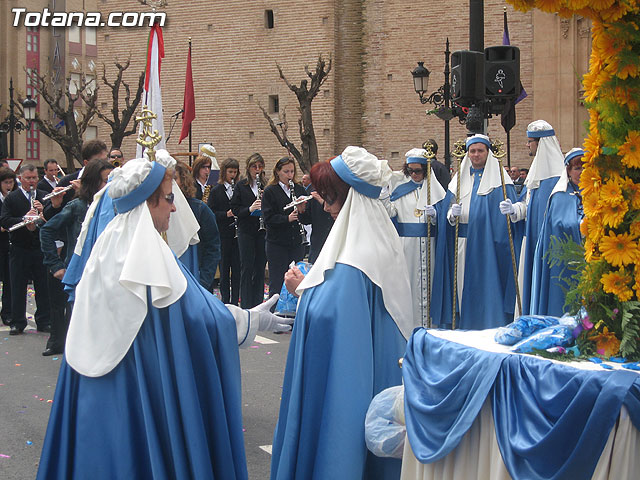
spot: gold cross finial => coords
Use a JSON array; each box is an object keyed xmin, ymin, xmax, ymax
[
  {"xmin": 135, "ymin": 105, "xmax": 162, "ymax": 162},
  {"xmin": 492, "ymin": 139, "xmax": 507, "ymax": 159},
  {"xmin": 422, "ymin": 141, "xmax": 436, "ymax": 160},
  {"xmin": 452, "ymin": 139, "xmax": 466, "ymax": 159}
]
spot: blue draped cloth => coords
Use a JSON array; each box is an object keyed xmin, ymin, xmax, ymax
[
  {"xmin": 530, "ymin": 185, "xmax": 583, "ymax": 316},
  {"xmin": 62, "ymin": 186, "xmax": 200, "ymax": 300},
  {"xmin": 430, "ymin": 183, "xmax": 523, "ymax": 329},
  {"xmin": 520, "ymin": 176, "xmax": 560, "ymax": 315},
  {"xmin": 270, "ymin": 263, "xmax": 406, "ymax": 480},
  {"xmin": 403, "ymin": 330, "xmax": 640, "ymax": 480},
  {"xmin": 389, "ymin": 180, "xmax": 421, "ymax": 201},
  {"xmin": 37, "ymin": 262, "xmax": 248, "ymax": 480}
]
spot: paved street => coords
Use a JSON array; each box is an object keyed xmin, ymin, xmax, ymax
[{"xmin": 0, "ymin": 290, "xmax": 291, "ymax": 480}]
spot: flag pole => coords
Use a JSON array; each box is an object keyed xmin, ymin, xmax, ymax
[{"xmin": 188, "ymin": 38, "xmax": 193, "ymax": 164}]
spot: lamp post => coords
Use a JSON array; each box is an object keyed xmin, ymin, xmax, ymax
[
  {"xmin": 411, "ymin": 39, "xmax": 465, "ymax": 170},
  {"xmin": 0, "ymin": 78, "xmax": 37, "ymax": 159}
]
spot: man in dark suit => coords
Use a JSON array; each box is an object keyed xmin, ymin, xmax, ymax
[
  {"xmin": 37, "ymin": 159, "xmax": 60, "ymax": 194},
  {"xmin": 0, "ymin": 164, "xmax": 53, "ymax": 335},
  {"xmin": 57, "ymin": 139, "xmax": 108, "ymax": 206}
]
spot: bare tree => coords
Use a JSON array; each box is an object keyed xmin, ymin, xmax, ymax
[
  {"xmin": 94, "ymin": 58, "xmax": 145, "ymax": 149},
  {"xmin": 258, "ymin": 55, "xmax": 332, "ymax": 174},
  {"xmin": 22, "ymin": 69, "xmax": 98, "ymax": 170}
]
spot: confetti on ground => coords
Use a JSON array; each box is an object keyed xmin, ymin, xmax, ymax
[
  {"xmin": 39, "ymin": 398, "xmax": 44, "ymax": 401},
  {"xmin": 26, "ymin": 441, "xmax": 33, "ymax": 445},
  {"xmin": 266, "ymin": 352, "xmax": 272, "ymax": 355},
  {"xmin": 250, "ymin": 346, "xmax": 259, "ymax": 349},
  {"xmin": 15, "ymin": 364, "xmax": 21, "ymax": 366},
  {"xmin": 0, "ymin": 454, "xmax": 11, "ymax": 458},
  {"xmin": 52, "ymin": 357, "xmax": 59, "ymax": 361},
  {"xmin": 47, "ymin": 400, "xmax": 53, "ymax": 403}
]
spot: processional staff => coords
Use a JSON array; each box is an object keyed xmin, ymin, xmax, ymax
[
  {"xmin": 135, "ymin": 105, "xmax": 162, "ymax": 162},
  {"xmin": 450, "ymin": 140, "xmax": 467, "ymax": 330},
  {"xmin": 422, "ymin": 140, "xmax": 436, "ymax": 329},
  {"xmin": 493, "ymin": 139, "xmax": 522, "ymax": 316}
]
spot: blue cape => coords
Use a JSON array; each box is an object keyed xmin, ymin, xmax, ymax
[
  {"xmin": 431, "ymin": 184, "xmax": 523, "ymax": 329},
  {"xmin": 520, "ymin": 176, "xmax": 560, "ymax": 315},
  {"xmin": 38, "ymin": 261, "xmax": 248, "ymax": 479},
  {"xmin": 270, "ymin": 263, "xmax": 406, "ymax": 480},
  {"xmin": 403, "ymin": 329, "xmax": 640, "ymax": 480},
  {"xmin": 530, "ymin": 187, "xmax": 582, "ymax": 316}
]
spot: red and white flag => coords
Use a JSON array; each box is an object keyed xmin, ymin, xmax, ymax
[
  {"xmin": 136, "ymin": 22, "xmax": 166, "ymax": 158},
  {"xmin": 178, "ymin": 43, "xmax": 195, "ymax": 144}
]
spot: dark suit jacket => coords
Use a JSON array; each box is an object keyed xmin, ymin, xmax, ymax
[
  {"xmin": 37, "ymin": 178, "xmax": 56, "ymax": 194},
  {"xmin": 431, "ymin": 159, "xmax": 451, "ymax": 190},
  {"xmin": 208, "ymin": 184, "xmax": 236, "ymax": 240},
  {"xmin": 306, "ymin": 186, "xmax": 334, "ymax": 264},
  {"xmin": 230, "ymin": 179, "xmax": 262, "ymax": 236},
  {"xmin": 0, "ymin": 188, "xmax": 50, "ymax": 249},
  {"xmin": 262, "ymin": 183, "xmax": 311, "ymax": 247}
]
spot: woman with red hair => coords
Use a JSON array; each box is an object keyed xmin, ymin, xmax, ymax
[{"xmin": 271, "ymin": 147, "xmax": 413, "ymax": 480}]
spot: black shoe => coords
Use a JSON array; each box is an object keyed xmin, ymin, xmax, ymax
[
  {"xmin": 42, "ymin": 348, "xmax": 63, "ymax": 357},
  {"xmin": 37, "ymin": 325, "xmax": 51, "ymax": 333},
  {"xmin": 9, "ymin": 325, "xmax": 25, "ymax": 335}
]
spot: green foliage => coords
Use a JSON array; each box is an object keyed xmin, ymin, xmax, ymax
[
  {"xmin": 619, "ymin": 301, "xmax": 640, "ymax": 359},
  {"xmin": 545, "ymin": 234, "xmax": 586, "ymax": 314}
]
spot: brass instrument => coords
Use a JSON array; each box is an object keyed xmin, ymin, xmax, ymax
[
  {"xmin": 231, "ymin": 179, "xmax": 238, "ymax": 238},
  {"xmin": 256, "ymin": 173, "xmax": 266, "ymax": 232},
  {"xmin": 202, "ymin": 184, "xmax": 212, "ymax": 204},
  {"xmin": 493, "ymin": 139, "xmax": 522, "ymax": 317},
  {"xmin": 43, "ymin": 184, "xmax": 74, "ymax": 201},
  {"xmin": 289, "ymin": 180, "xmax": 309, "ymax": 246}
]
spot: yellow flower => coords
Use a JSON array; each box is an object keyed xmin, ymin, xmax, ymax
[
  {"xmin": 621, "ymin": 177, "xmax": 640, "ymax": 209},
  {"xmin": 580, "ymin": 165, "xmax": 601, "ymax": 196},
  {"xmin": 585, "ymin": 238, "xmax": 596, "ymax": 262},
  {"xmin": 601, "ymin": 269, "xmax": 634, "ymax": 301},
  {"xmin": 583, "ymin": 191, "xmax": 602, "ymax": 216},
  {"xmin": 535, "ymin": 0, "xmax": 563, "ymax": 13},
  {"xmin": 601, "ymin": 4, "xmax": 632, "ymax": 22},
  {"xmin": 618, "ymin": 62, "xmax": 639, "ymax": 80},
  {"xmin": 589, "ymin": 327, "xmax": 621, "ymax": 357},
  {"xmin": 582, "ymin": 216, "xmax": 605, "ymax": 243},
  {"xmin": 599, "ymin": 180, "xmax": 625, "ymax": 206},
  {"xmin": 587, "ymin": 0, "xmax": 615, "ymax": 10},
  {"xmin": 614, "ymin": 86, "xmax": 639, "ymax": 114},
  {"xmin": 619, "ymin": 131, "xmax": 640, "ymax": 169},
  {"xmin": 599, "ymin": 231, "xmax": 638, "ymax": 267},
  {"xmin": 630, "ymin": 221, "xmax": 640, "ymax": 239},
  {"xmin": 634, "ymin": 274, "xmax": 640, "ymax": 297},
  {"xmin": 584, "ymin": 131, "xmax": 602, "ymax": 160},
  {"xmin": 600, "ymin": 201, "xmax": 629, "ymax": 228}
]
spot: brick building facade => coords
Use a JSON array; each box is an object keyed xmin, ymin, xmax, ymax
[{"xmin": 1, "ymin": 1, "xmax": 591, "ymax": 174}]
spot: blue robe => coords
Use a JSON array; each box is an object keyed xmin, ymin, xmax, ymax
[
  {"xmin": 63, "ymin": 187, "xmax": 200, "ymax": 300},
  {"xmin": 37, "ymin": 261, "xmax": 248, "ymax": 480},
  {"xmin": 520, "ymin": 176, "xmax": 560, "ymax": 315},
  {"xmin": 530, "ymin": 184, "xmax": 582, "ymax": 316},
  {"xmin": 431, "ymin": 182, "xmax": 523, "ymax": 329},
  {"xmin": 270, "ymin": 263, "xmax": 406, "ymax": 480}
]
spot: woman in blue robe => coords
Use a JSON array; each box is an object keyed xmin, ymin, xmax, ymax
[
  {"xmin": 270, "ymin": 147, "xmax": 414, "ymax": 480},
  {"xmin": 530, "ymin": 148, "xmax": 584, "ymax": 317},
  {"xmin": 37, "ymin": 156, "xmax": 248, "ymax": 480}
]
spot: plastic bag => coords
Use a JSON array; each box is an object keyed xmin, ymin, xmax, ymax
[
  {"xmin": 511, "ymin": 324, "xmax": 575, "ymax": 353},
  {"xmin": 275, "ymin": 261, "xmax": 312, "ymax": 315},
  {"xmin": 495, "ymin": 315, "xmax": 561, "ymax": 345},
  {"xmin": 365, "ymin": 385, "xmax": 406, "ymax": 459}
]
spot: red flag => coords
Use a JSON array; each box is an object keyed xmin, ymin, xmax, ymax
[{"xmin": 178, "ymin": 43, "xmax": 195, "ymax": 144}]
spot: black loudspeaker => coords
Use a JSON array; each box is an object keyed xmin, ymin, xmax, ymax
[
  {"xmin": 451, "ymin": 50, "xmax": 484, "ymax": 107},
  {"xmin": 484, "ymin": 46, "xmax": 520, "ymax": 98}
]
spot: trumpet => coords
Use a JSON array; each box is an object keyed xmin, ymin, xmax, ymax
[
  {"xmin": 42, "ymin": 184, "xmax": 74, "ymax": 201},
  {"xmin": 289, "ymin": 180, "xmax": 309, "ymax": 246},
  {"xmin": 256, "ymin": 173, "xmax": 266, "ymax": 232},
  {"xmin": 284, "ymin": 195, "xmax": 312, "ymax": 211}
]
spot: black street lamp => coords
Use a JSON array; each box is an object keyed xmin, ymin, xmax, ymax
[
  {"xmin": 0, "ymin": 77, "xmax": 37, "ymax": 159},
  {"xmin": 411, "ymin": 39, "xmax": 466, "ymax": 170}
]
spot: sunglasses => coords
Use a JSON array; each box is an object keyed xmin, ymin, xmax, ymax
[
  {"xmin": 407, "ymin": 168, "xmax": 424, "ymax": 175},
  {"xmin": 110, "ymin": 154, "xmax": 123, "ymax": 159},
  {"xmin": 164, "ymin": 193, "xmax": 175, "ymax": 204}
]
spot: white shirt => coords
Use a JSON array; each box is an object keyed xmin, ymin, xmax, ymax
[
  {"xmin": 20, "ymin": 186, "xmax": 34, "ymax": 202},
  {"xmin": 279, "ymin": 181, "xmax": 291, "ymax": 198},
  {"xmin": 224, "ymin": 181, "xmax": 233, "ymax": 200},
  {"xmin": 250, "ymin": 181, "xmax": 258, "ymax": 198},
  {"xmin": 45, "ymin": 176, "xmax": 58, "ymax": 189}
]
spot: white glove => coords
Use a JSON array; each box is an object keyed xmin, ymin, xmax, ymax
[
  {"xmin": 450, "ymin": 203, "xmax": 462, "ymax": 217},
  {"xmin": 499, "ymin": 199, "xmax": 515, "ymax": 215},
  {"xmin": 251, "ymin": 294, "xmax": 294, "ymax": 333},
  {"xmin": 424, "ymin": 205, "xmax": 436, "ymax": 218}
]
